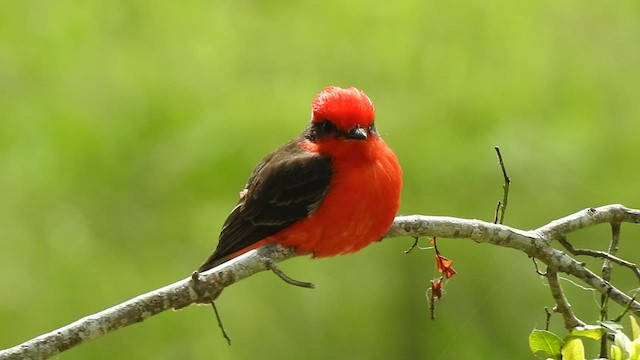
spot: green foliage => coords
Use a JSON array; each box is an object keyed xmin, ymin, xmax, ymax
[
  {"xmin": 609, "ymin": 317, "xmax": 640, "ymax": 360},
  {"xmin": 562, "ymin": 337, "xmax": 586, "ymax": 360},
  {"xmin": 530, "ymin": 317, "xmax": 640, "ymax": 360},
  {"xmin": 530, "ymin": 330, "xmax": 564, "ymax": 359},
  {"xmin": 571, "ymin": 325, "xmax": 608, "ymax": 341},
  {"xmin": 1, "ymin": 0, "xmax": 640, "ymax": 359}
]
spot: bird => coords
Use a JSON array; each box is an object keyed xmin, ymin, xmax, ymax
[{"xmin": 198, "ymin": 86, "xmax": 402, "ymax": 273}]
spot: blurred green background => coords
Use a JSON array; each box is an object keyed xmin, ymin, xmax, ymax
[{"xmin": 1, "ymin": 1, "xmax": 639, "ymax": 359}]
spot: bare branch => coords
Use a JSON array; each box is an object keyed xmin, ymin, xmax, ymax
[
  {"xmin": 603, "ymin": 223, "xmax": 622, "ymax": 282},
  {"xmin": 546, "ymin": 268, "xmax": 585, "ymax": 329},
  {"xmin": 0, "ymin": 244, "xmax": 297, "ymax": 360},
  {"xmin": 1, "ymin": 204, "xmax": 639, "ymax": 360},
  {"xmin": 556, "ymin": 233, "xmax": 640, "ymax": 281},
  {"xmin": 599, "ymin": 222, "xmax": 621, "ymax": 357},
  {"xmin": 534, "ymin": 205, "xmax": 640, "ymax": 239}
]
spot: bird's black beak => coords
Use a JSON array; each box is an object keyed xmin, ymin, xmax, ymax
[{"xmin": 345, "ymin": 126, "xmax": 368, "ymax": 140}]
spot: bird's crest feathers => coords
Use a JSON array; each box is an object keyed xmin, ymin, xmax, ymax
[{"xmin": 311, "ymin": 86, "xmax": 376, "ymax": 131}]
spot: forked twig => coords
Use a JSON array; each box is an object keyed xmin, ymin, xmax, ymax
[{"xmin": 556, "ymin": 235, "xmax": 640, "ymax": 281}]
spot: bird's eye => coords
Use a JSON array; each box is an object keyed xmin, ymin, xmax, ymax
[{"xmin": 320, "ymin": 120, "xmax": 338, "ymax": 134}]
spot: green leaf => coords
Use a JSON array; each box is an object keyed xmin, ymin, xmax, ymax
[
  {"xmin": 601, "ymin": 321, "xmax": 625, "ymax": 332},
  {"xmin": 613, "ymin": 331, "xmax": 633, "ymax": 359},
  {"xmin": 570, "ymin": 324, "xmax": 606, "ymax": 340},
  {"xmin": 561, "ymin": 337, "xmax": 585, "ymax": 360},
  {"xmin": 630, "ymin": 338, "xmax": 640, "ymax": 360},
  {"xmin": 529, "ymin": 329, "xmax": 563, "ymax": 359},
  {"xmin": 631, "ymin": 316, "xmax": 640, "ymax": 341},
  {"xmin": 611, "ymin": 344, "xmax": 623, "ymax": 360}
]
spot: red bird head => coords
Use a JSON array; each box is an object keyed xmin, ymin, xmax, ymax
[{"xmin": 311, "ymin": 86, "xmax": 376, "ymax": 133}]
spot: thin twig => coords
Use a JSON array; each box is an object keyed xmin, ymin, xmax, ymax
[
  {"xmin": 544, "ymin": 307, "xmax": 552, "ymax": 331},
  {"xmin": 266, "ymin": 261, "xmax": 316, "ymax": 289},
  {"xmin": 494, "ymin": 146, "xmax": 511, "ymax": 224},
  {"xmin": 598, "ymin": 289, "xmax": 610, "ymax": 360},
  {"xmin": 612, "ymin": 292, "xmax": 639, "ymax": 322},
  {"xmin": 405, "ymin": 237, "xmax": 419, "ymax": 254},
  {"xmin": 556, "ymin": 235, "xmax": 640, "ymax": 281},
  {"xmin": 428, "ymin": 277, "xmax": 443, "ymax": 320},
  {"xmin": 531, "ymin": 257, "xmax": 547, "ymax": 276},
  {"xmin": 211, "ymin": 302, "xmax": 231, "ymax": 345},
  {"xmin": 602, "ymin": 223, "xmax": 622, "ymax": 282},
  {"xmin": 546, "ymin": 268, "xmax": 585, "ymax": 329},
  {"xmin": 403, "ymin": 237, "xmax": 432, "ymax": 253},
  {"xmin": 599, "ymin": 223, "xmax": 621, "ymax": 357}
]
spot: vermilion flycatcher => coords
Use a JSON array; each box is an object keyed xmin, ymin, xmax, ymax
[{"xmin": 198, "ymin": 86, "xmax": 402, "ymax": 272}]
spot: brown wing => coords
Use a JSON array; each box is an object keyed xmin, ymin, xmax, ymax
[{"xmin": 198, "ymin": 140, "xmax": 332, "ymax": 271}]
